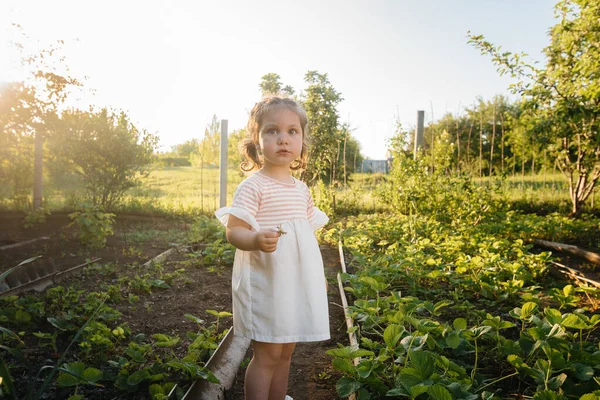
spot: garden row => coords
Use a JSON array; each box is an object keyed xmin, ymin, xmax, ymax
[
  {"xmin": 319, "ymin": 209, "xmax": 600, "ymax": 399},
  {"xmin": 1, "ymin": 216, "xmax": 236, "ymax": 399}
]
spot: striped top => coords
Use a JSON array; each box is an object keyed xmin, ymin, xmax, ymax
[{"xmin": 230, "ymin": 171, "xmax": 317, "ymax": 230}]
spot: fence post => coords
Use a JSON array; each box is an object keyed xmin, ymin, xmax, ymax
[
  {"xmin": 414, "ymin": 110, "xmax": 424, "ymax": 160},
  {"xmin": 219, "ymin": 120, "xmax": 228, "ymax": 208},
  {"xmin": 33, "ymin": 131, "xmax": 44, "ymax": 208}
]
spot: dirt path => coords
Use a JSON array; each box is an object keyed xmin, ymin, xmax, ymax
[{"xmin": 225, "ymin": 245, "xmax": 347, "ymax": 400}]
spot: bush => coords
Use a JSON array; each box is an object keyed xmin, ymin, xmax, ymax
[{"xmin": 68, "ymin": 202, "xmax": 115, "ymax": 249}]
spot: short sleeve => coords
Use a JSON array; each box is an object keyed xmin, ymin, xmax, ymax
[
  {"xmin": 214, "ymin": 180, "xmax": 261, "ymax": 232},
  {"xmin": 305, "ymin": 184, "xmax": 329, "ymax": 231}
]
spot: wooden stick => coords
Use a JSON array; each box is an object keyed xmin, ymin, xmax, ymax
[
  {"xmin": 550, "ymin": 261, "xmax": 600, "ymax": 289},
  {"xmin": 534, "ymin": 239, "xmax": 600, "ymax": 266}
]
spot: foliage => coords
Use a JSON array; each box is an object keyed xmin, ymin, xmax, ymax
[
  {"xmin": 23, "ymin": 207, "xmax": 50, "ymax": 228},
  {"xmin": 68, "ymin": 202, "xmax": 115, "ymax": 249},
  {"xmin": 379, "ymin": 130, "xmax": 507, "ymax": 227},
  {"xmin": 324, "ymin": 205, "xmax": 600, "ymax": 398},
  {"xmin": 259, "ymin": 72, "xmax": 295, "ymax": 96},
  {"xmin": 0, "ymin": 30, "xmax": 81, "ymax": 208},
  {"xmin": 189, "ymin": 115, "xmax": 221, "ymax": 168},
  {"xmin": 468, "ymin": 0, "xmax": 600, "ymax": 215},
  {"xmin": 48, "ymin": 107, "xmax": 158, "ymax": 210},
  {"xmin": 171, "ymin": 138, "xmax": 202, "ymax": 158},
  {"xmin": 300, "ymin": 71, "xmax": 344, "ymax": 184}
]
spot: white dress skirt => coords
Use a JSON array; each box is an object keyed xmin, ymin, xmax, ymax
[{"xmin": 215, "ymin": 207, "xmax": 330, "ymax": 343}]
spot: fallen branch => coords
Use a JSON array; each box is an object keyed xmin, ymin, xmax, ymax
[{"xmin": 534, "ymin": 239, "xmax": 600, "ymax": 266}]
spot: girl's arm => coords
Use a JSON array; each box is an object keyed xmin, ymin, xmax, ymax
[{"xmin": 226, "ymin": 215, "xmax": 280, "ymax": 252}]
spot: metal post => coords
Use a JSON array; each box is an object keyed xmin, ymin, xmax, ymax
[
  {"xmin": 33, "ymin": 131, "xmax": 44, "ymax": 208},
  {"xmin": 219, "ymin": 120, "xmax": 228, "ymax": 208},
  {"xmin": 414, "ymin": 110, "xmax": 424, "ymax": 160}
]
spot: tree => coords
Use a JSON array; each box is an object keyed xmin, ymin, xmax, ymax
[
  {"xmin": 0, "ymin": 82, "xmax": 38, "ymax": 207},
  {"xmin": 227, "ymin": 128, "xmax": 246, "ymax": 171},
  {"xmin": 0, "ymin": 28, "xmax": 82, "ymax": 208},
  {"xmin": 259, "ymin": 73, "xmax": 295, "ymax": 97},
  {"xmin": 171, "ymin": 138, "xmax": 201, "ymax": 158},
  {"xmin": 301, "ymin": 71, "xmax": 344, "ymax": 183},
  {"xmin": 48, "ymin": 108, "xmax": 158, "ymax": 209},
  {"xmin": 468, "ymin": 0, "xmax": 600, "ymax": 215},
  {"xmin": 190, "ymin": 115, "xmax": 220, "ymax": 167}
]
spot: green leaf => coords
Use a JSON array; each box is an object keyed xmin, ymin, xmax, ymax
[
  {"xmin": 149, "ymin": 383, "xmax": 165, "ymax": 396},
  {"xmin": 384, "ymin": 324, "xmax": 404, "ymax": 348},
  {"xmin": 562, "ymin": 314, "xmax": 590, "ymax": 330},
  {"xmin": 184, "ymin": 314, "xmax": 205, "ymax": 324},
  {"xmin": 336, "ymin": 377, "xmax": 361, "ymax": 397},
  {"xmin": 357, "ymin": 387, "xmax": 371, "ymax": 400},
  {"xmin": 521, "ymin": 302, "xmax": 538, "ymax": 318},
  {"xmin": 82, "ymin": 367, "xmax": 103, "ymax": 383},
  {"xmin": 327, "ymin": 346, "xmax": 354, "ymax": 359},
  {"xmin": 350, "ymin": 348, "xmax": 375, "ymax": 359},
  {"xmin": 547, "ymin": 373, "xmax": 567, "ymax": 390},
  {"xmin": 579, "ymin": 393, "xmax": 600, "ymax": 400},
  {"xmin": 446, "ymin": 332, "xmax": 460, "ymax": 349},
  {"xmin": 409, "ymin": 384, "xmax": 430, "ymax": 397},
  {"xmin": 15, "ymin": 310, "xmax": 31, "ymax": 324},
  {"xmin": 544, "ymin": 308, "xmax": 563, "ymax": 325},
  {"xmin": 149, "ymin": 279, "xmax": 170, "ymax": 289},
  {"xmin": 398, "ymin": 368, "xmax": 422, "ymax": 389},
  {"xmin": 533, "ymin": 390, "xmax": 567, "ymax": 400},
  {"xmin": 574, "ymin": 364, "xmax": 594, "ymax": 381},
  {"xmin": 428, "ymin": 384, "xmax": 452, "ymax": 400},
  {"xmin": 453, "ymin": 318, "xmax": 467, "ymax": 330},
  {"xmin": 332, "ymin": 358, "xmax": 355, "ymax": 375},
  {"xmin": 408, "ymin": 350, "xmax": 434, "ymax": 379},
  {"xmin": 127, "ymin": 369, "xmax": 151, "ymax": 386},
  {"xmin": 56, "ymin": 372, "xmax": 80, "ymax": 387}
]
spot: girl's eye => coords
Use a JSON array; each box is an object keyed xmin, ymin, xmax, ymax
[
  {"xmin": 267, "ymin": 129, "xmax": 278, "ymax": 135},
  {"xmin": 289, "ymin": 129, "xmax": 298, "ymax": 135}
]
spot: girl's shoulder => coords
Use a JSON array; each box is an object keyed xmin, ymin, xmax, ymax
[{"xmin": 234, "ymin": 172, "xmax": 263, "ymax": 193}]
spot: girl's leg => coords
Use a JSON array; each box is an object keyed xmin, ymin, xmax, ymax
[
  {"xmin": 268, "ymin": 342, "xmax": 296, "ymax": 400},
  {"xmin": 245, "ymin": 340, "xmax": 283, "ymax": 400}
]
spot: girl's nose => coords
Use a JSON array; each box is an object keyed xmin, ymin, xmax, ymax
[{"xmin": 278, "ymin": 134, "xmax": 288, "ymax": 144}]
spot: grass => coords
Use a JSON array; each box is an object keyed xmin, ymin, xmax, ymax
[
  {"xmin": 473, "ymin": 172, "xmax": 600, "ymax": 214},
  {"xmin": 0, "ymin": 167, "xmax": 598, "ymax": 216}
]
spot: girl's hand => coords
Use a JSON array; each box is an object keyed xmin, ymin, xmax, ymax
[{"xmin": 254, "ymin": 230, "xmax": 280, "ymax": 253}]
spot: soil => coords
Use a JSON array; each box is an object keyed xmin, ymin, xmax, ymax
[
  {"xmin": 0, "ymin": 211, "xmax": 187, "ymax": 275},
  {"xmin": 225, "ymin": 245, "xmax": 348, "ymax": 400},
  {"xmin": 0, "ymin": 212, "xmax": 348, "ymax": 399}
]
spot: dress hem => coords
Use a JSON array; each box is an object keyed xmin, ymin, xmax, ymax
[{"xmin": 234, "ymin": 331, "xmax": 331, "ymax": 343}]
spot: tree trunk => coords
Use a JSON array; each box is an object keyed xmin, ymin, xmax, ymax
[
  {"xmin": 343, "ymin": 130, "xmax": 347, "ymax": 187},
  {"xmin": 467, "ymin": 120, "xmax": 473, "ymax": 166},
  {"xmin": 456, "ymin": 119, "xmax": 461, "ymax": 173},
  {"xmin": 500, "ymin": 113, "xmax": 505, "ymax": 174},
  {"xmin": 490, "ymin": 104, "xmax": 496, "ymax": 177},
  {"xmin": 479, "ymin": 111, "xmax": 483, "ymax": 179}
]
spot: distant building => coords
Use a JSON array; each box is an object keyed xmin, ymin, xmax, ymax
[{"xmin": 361, "ymin": 159, "xmax": 390, "ymax": 174}]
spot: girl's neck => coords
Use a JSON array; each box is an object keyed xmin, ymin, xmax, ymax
[{"xmin": 259, "ymin": 165, "xmax": 293, "ymax": 183}]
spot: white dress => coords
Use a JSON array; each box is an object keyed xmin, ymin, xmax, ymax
[{"xmin": 215, "ymin": 172, "xmax": 330, "ymax": 343}]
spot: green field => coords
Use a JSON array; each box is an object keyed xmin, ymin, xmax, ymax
[{"xmin": 1, "ymin": 167, "xmax": 598, "ymax": 216}]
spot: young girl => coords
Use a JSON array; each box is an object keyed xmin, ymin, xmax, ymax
[{"xmin": 215, "ymin": 96, "xmax": 330, "ymax": 400}]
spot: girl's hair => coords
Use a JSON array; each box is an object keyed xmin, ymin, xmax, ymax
[{"xmin": 240, "ymin": 96, "xmax": 309, "ymax": 172}]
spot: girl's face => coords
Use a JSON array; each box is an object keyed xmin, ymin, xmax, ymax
[{"xmin": 258, "ymin": 107, "xmax": 303, "ymax": 171}]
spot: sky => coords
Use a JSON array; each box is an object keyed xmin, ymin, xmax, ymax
[{"xmin": 0, "ymin": 0, "xmax": 557, "ymax": 159}]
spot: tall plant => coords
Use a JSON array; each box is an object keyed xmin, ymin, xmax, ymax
[
  {"xmin": 301, "ymin": 71, "xmax": 344, "ymax": 184},
  {"xmin": 468, "ymin": 0, "xmax": 600, "ymax": 215},
  {"xmin": 48, "ymin": 108, "xmax": 158, "ymax": 210}
]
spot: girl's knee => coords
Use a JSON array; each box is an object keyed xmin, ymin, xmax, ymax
[
  {"xmin": 279, "ymin": 342, "xmax": 296, "ymax": 362},
  {"xmin": 252, "ymin": 341, "xmax": 284, "ymax": 368}
]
